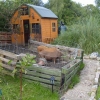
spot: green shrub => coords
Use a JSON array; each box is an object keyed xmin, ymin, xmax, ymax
[
  {"xmin": 96, "ymin": 86, "xmax": 100, "ymax": 100},
  {"xmin": 53, "ymin": 16, "xmax": 100, "ymax": 54}
]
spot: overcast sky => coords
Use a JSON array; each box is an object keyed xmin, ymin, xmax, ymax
[{"xmin": 42, "ymin": 0, "xmax": 96, "ymax": 6}]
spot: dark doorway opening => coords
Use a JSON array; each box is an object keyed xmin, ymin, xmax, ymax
[{"xmin": 23, "ymin": 20, "xmax": 30, "ymax": 44}]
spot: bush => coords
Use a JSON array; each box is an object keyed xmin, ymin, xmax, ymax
[{"xmin": 53, "ymin": 16, "xmax": 100, "ymax": 54}]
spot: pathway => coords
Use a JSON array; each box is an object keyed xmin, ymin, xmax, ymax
[{"xmin": 61, "ymin": 59, "xmax": 99, "ymax": 100}]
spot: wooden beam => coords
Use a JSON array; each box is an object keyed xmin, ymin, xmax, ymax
[
  {"xmin": 0, "ymin": 49, "xmax": 18, "ymax": 59},
  {"xmin": 28, "ymin": 65, "xmax": 61, "ymax": 77},
  {"xmin": 0, "ymin": 57, "xmax": 16, "ymax": 65}
]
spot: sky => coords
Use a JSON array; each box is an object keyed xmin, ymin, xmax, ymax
[{"xmin": 42, "ymin": 0, "xmax": 96, "ymax": 6}]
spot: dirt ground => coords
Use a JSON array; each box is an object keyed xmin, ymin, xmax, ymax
[{"xmin": 61, "ymin": 59, "xmax": 99, "ymax": 100}]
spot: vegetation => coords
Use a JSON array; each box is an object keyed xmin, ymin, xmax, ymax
[
  {"xmin": 96, "ymin": 86, "xmax": 100, "ymax": 99},
  {"xmin": 68, "ymin": 62, "xmax": 85, "ymax": 88},
  {"xmin": 0, "ymin": 0, "xmax": 100, "ymax": 31},
  {"xmin": 0, "ymin": 0, "xmax": 100, "ymax": 98},
  {"xmin": 0, "ymin": 75, "xmax": 59, "ymax": 100},
  {"xmin": 53, "ymin": 16, "xmax": 100, "ymax": 54},
  {"xmin": 15, "ymin": 54, "xmax": 36, "ymax": 99}
]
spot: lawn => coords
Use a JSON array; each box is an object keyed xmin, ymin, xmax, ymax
[{"xmin": 0, "ymin": 75, "xmax": 59, "ymax": 100}]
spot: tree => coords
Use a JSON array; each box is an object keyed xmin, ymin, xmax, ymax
[
  {"xmin": 95, "ymin": 0, "xmax": 100, "ymax": 7},
  {"xmin": 44, "ymin": 0, "xmax": 64, "ymax": 21},
  {"xmin": 14, "ymin": 54, "xmax": 36, "ymax": 100},
  {"xmin": 61, "ymin": 0, "xmax": 84, "ymax": 25}
]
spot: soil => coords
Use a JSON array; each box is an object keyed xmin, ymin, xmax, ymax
[{"xmin": 61, "ymin": 59, "xmax": 99, "ymax": 100}]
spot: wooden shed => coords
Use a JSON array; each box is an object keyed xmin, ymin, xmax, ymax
[{"xmin": 11, "ymin": 4, "xmax": 58, "ymax": 45}]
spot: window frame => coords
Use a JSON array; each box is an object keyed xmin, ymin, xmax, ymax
[
  {"xmin": 52, "ymin": 23, "xmax": 56, "ymax": 32},
  {"xmin": 32, "ymin": 23, "xmax": 41, "ymax": 34},
  {"xmin": 20, "ymin": 7, "xmax": 29, "ymax": 15}
]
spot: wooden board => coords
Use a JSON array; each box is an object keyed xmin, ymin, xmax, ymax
[
  {"xmin": 0, "ymin": 49, "xmax": 18, "ymax": 59},
  {"xmin": 28, "ymin": 65, "xmax": 61, "ymax": 77},
  {"xmin": 0, "ymin": 56, "xmax": 16, "ymax": 65},
  {"xmin": 23, "ymin": 74, "xmax": 60, "ymax": 86},
  {"xmin": 62, "ymin": 59, "xmax": 82, "ymax": 74},
  {"xmin": 1, "ymin": 63, "xmax": 15, "ymax": 70},
  {"xmin": 24, "ymin": 70, "xmax": 61, "ymax": 81}
]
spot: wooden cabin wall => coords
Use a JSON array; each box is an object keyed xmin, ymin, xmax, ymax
[
  {"xmin": 41, "ymin": 18, "xmax": 58, "ymax": 42},
  {"xmin": 11, "ymin": 8, "xmax": 28, "ymax": 44},
  {"xmin": 11, "ymin": 11, "xmax": 23, "ymax": 45},
  {"xmin": 29, "ymin": 8, "xmax": 41, "ymax": 40},
  {"xmin": 41, "ymin": 19, "xmax": 51, "ymax": 42},
  {"xmin": 11, "ymin": 11, "xmax": 19, "ymax": 24}
]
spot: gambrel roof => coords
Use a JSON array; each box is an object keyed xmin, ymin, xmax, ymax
[
  {"xmin": 27, "ymin": 4, "xmax": 58, "ymax": 18},
  {"xmin": 12, "ymin": 4, "xmax": 58, "ymax": 19}
]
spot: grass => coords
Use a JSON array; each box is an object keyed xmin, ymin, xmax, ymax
[
  {"xmin": 68, "ymin": 62, "xmax": 85, "ymax": 89},
  {"xmin": 0, "ymin": 75, "xmax": 59, "ymax": 100},
  {"xmin": 53, "ymin": 16, "xmax": 100, "ymax": 54},
  {"xmin": 96, "ymin": 86, "xmax": 100, "ymax": 100}
]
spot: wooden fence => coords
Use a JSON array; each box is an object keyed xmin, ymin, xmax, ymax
[
  {"xmin": 0, "ymin": 32, "xmax": 12, "ymax": 44},
  {"xmin": 0, "ymin": 49, "xmax": 18, "ymax": 76},
  {"xmin": 0, "ymin": 48, "xmax": 82, "ymax": 93},
  {"xmin": 0, "ymin": 40, "xmax": 83, "ymax": 94},
  {"xmin": 22, "ymin": 59, "xmax": 82, "ymax": 94}
]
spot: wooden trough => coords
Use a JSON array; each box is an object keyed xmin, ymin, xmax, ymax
[{"xmin": 0, "ymin": 40, "xmax": 83, "ymax": 94}]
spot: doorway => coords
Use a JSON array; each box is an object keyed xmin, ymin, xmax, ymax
[{"xmin": 23, "ymin": 20, "xmax": 30, "ymax": 44}]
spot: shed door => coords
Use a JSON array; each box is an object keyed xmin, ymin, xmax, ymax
[{"xmin": 23, "ymin": 20, "xmax": 30, "ymax": 44}]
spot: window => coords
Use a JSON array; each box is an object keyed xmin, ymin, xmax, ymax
[
  {"xmin": 19, "ymin": 7, "xmax": 28, "ymax": 15},
  {"xmin": 32, "ymin": 23, "xmax": 41, "ymax": 34},
  {"xmin": 13, "ymin": 24, "xmax": 20, "ymax": 33},
  {"xmin": 13, "ymin": 24, "xmax": 18, "ymax": 29},
  {"xmin": 52, "ymin": 23, "xmax": 56, "ymax": 32}
]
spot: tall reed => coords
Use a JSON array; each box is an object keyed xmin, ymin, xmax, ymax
[{"xmin": 53, "ymin": 16, "xmax": 100, "ymax": 54}]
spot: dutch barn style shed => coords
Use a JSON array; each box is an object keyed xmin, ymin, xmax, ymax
[{"xmin": 11, "ymin": 4, "xmax": 58, "ymax": 45}]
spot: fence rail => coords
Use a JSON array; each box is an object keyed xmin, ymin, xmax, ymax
[{"xmin": 0, "ymin": 32, "xmax": 12, "ymax": 44}]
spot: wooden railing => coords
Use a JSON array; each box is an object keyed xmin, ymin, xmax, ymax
[
  {"xmin": 0, "ymin": 32, "xmax": 12, "ymax": 44},
  {"xmin": 0, "ymin": 49, "xmax": 18, "ymax": 71}
]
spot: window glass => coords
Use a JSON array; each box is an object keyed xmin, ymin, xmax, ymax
[
  {"xmin": 32, "ymin": 23, "xmax": 41, "ymax": 34},
  {"xmin": 52, "ymin": 23, "xmax": 56, "ymax": 32}
]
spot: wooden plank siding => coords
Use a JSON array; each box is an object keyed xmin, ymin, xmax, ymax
[
  {"xmin": 29, "ymin": 8, "xmax": 41, "ymax": 23},
  {"xmin": 41, "ymin": 18, "xmax": 58, "ymax": 43},
  {"xmin": 41, "ymin": 19, "xmax": 51, "ymax": 41}
]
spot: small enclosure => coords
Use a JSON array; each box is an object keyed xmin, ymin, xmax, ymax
[{"xmin": 0, "ymin": 40, "xmax": 83, "ymax": 94}]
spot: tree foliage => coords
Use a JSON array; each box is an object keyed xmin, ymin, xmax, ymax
[
  {"xmin": 95, "ymin": 0, "xmax": 100, "ymax": 7},
  {"xmin": 44, "ymin": 0, "xmax": 99, "ymax": 25}
]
